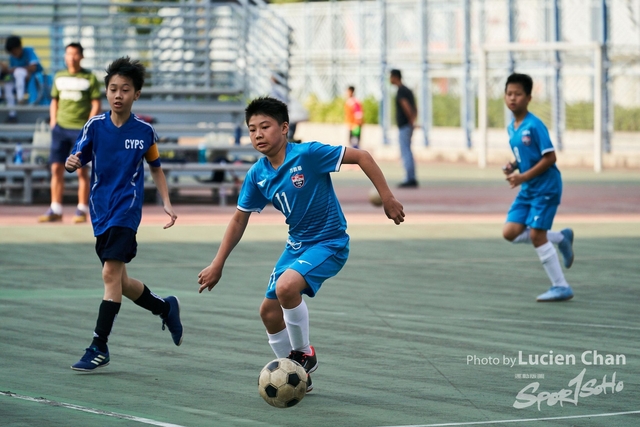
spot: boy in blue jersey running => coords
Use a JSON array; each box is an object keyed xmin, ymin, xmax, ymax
[
  {"xmin": 64, "ymin": 57, "xmax": 183, "ymax": 371},
  {"xmin": 198, "ymin": 97, "xmax": 405, "ymax": 390},
  {"xmin": 502, "ymin": 73, "xmax": 575, "ymax": 302}
]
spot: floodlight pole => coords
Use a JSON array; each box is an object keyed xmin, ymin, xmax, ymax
[
  {"xmin": 505, "ymin": 0, "xmax": 516, "ymax": 126},
  {"xmin": 379, "ymin": 0, "xmax": 389, "ymax": 145},
  {"xmin": 507, "ymin": 0, "xmax": 516, "ymax": 73},
  {"xmin": 462, "ymin": 0, "xmax": 473, "ymax": 149},
  {"xmin": 552, "ymin": 0, "xmax": 564, "ymax": 151},
  {"xmin": 594, "ymin": 44, "xmax": 604, "ymax": 172},
  {"xmin": 601, "ymin": 0, "xmax": 612, "ymax": 154},
  {"xmin": 478, "ymin": 48, "xmax": 488, "ymax": 169},
  {"xmin": 419, "ymin": 0, "xmax": 430, "ymax": 146}
]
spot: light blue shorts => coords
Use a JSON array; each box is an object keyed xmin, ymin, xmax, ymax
[
  {"xmin": 506, "ymin": 192, "xmax": 559, "ymax": 230},
  {"xmin": 265, "ymin": 234, "xmax": 350, "ymax": 300}
]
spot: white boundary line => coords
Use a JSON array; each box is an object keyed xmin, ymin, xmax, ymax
[
  {"xmin": 377, "ymin": 409, "xmax": 640, "ymax": 427},
  {"xmin": 0, "ymin": 391, "xmax": 187, "ymax": 427}
]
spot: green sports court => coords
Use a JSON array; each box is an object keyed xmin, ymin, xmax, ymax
[{"xmin": 1, "ymin": 162, "xmax": 639, "ymax": 427}]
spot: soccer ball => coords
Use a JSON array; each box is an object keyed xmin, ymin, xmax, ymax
[
  {"xmin": 258, "ymin": 358, "xmax": 307, "ymax": 408},
  {"xmin": 368, "ymin": 187, "xmax": 383, "ymax": 207}
]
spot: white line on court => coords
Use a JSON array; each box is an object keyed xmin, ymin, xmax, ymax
[
  {"xmin": 376, "ymin": 409, "xmax": 640, "ymax": 427},
  {"xmin": 0, "ymin": 391, "xmax": 188, "ymax": 427}
]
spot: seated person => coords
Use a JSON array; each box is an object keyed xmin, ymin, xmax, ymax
[{"xmin": 1, "ymin": 35, "xmax": 43, "ymax": 123}]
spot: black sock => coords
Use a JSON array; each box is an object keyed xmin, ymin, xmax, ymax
[
  {"xmin": 91, "ymin": 300, "xmax": 121, "ymax": 353},
  {"xmin": 133, "ymin": 285, "xmax": 169, "ymax": 317}
]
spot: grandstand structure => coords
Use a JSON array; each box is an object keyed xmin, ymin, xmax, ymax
[{"xmin": 0, "ymin": 0, "xmax": 292, "ymax": 139}]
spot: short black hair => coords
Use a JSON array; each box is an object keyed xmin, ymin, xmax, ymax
[
  {"xmin": 390, "ymin": 69, "xmax": 402, "ymax": 79},
  {"xmin": 5, "ymin": 35, "xmax": 21, "ymax": 52},
  {"xmin": 245, "ymin": 96, "xmax": 289, "ymax": 126},
  {"xmin": 104, "ymin": 57, "xmax": 145, "ymax": 91},
  {"xmin": 66, "ymin": 42, "xmax": 83, "ymax": 55},
  {"xmin": 347, "ymin": 85, "xmax": 355, "ymax": 92},
  {"xmin": 505, "ymin": 73, "xmax": 533, "ymax": 96}
]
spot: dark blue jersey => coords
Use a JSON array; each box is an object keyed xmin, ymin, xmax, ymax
[
  {"xmin": 73, "ymin": 111, "xmax": 159, "ymax": 236},
  {"xmin": 507, "ymin": 112, "xmax": 562, "ymax": 201},
  {"xmin": 238, "ymin": 141, "xmax": 347, "ymax": 243}
]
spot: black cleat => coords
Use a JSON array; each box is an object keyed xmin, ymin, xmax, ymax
[{"xmin": 288, "ymin": 345, "xmax": 318, "ymax": 374}]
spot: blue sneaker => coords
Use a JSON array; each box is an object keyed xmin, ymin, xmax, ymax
[
  {"xmin": 71, "ymin": 347, "xmax": 110, "ymax": 371},
  {"xmin": 558, "ymin": 228, "xmax": 574, "ymax": 268},
  {"xmin": 536, "ymin": 286, "xmax": 574, "ymax": 302},
  {"xmin": 162, "ymin": 296, "xmax": 183, "ymax": 346}
]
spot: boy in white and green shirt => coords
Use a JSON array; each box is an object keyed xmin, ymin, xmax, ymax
[{"xmin": 38, "ymin": 42, "xmax": 101, "ymax": 224}]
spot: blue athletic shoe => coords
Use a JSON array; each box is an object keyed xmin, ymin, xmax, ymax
[
  {"xmin": 558, "ymin": 228, "xmax": 574, "ymax": 268},
  {"xmin": 536, "ymin": 286, "xmax": 574, "ymax": 302},
  {"xmin": 71, "ymin": 347, "xmax": 110, "ymax": 371},
  {"xmin": 162, "ymin": 296, "xmax": 183, "ymax": 346}
]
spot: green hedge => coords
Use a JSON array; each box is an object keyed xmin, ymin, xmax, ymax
[
  {"xmin": 304, "ymin": 93, "xmax": 640, "ymax": 131},
  {"xmin": 304, "ymin": 94, "xmax": 379, "ymax": 124}
]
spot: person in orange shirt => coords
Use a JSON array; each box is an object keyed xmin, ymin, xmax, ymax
[{"xmin": 344, "ymin": 86, "xmax": 363, "ymax": 149}]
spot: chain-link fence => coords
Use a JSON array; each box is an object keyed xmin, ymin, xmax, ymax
[{"xmin": 274, "ymin": 0, "xmax": 640, "ymax": 158}]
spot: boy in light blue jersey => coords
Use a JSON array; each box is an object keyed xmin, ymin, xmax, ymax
[
  {"xmin": 65, "ymin": 57, "xmax": 183, "ymax": 371},
  {"xmin": 502, "ymin": 73, "xmax": 575, "ymax": 302},
  {"xmin": 1, "ymin": 35, "xmax": 44, "ymax": 122},
  {"xmin": 198, "ymin": 97, "xmax": 405, "ymax": 391}
]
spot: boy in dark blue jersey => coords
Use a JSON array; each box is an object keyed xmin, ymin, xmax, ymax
[
  {"xmin": 198, "ymin": 97, "xmax": 405, "ymax": 390},
  {"xmin": 502, "ymin": 73, "xmax": 575, "ymax": 302},
  {"xmin": 65, "ymin": 57, "xmax": 182, "ymax": 371}
]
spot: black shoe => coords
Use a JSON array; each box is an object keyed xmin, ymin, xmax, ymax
[
  {"xmin": 306, "ymin": 374, "xmax": 313, "ymax": 392},
  {"xmin": 288, "ymin": 345, "xmax": 318, "ymax": 374},
  {"xmin": 398, "ymin": 179, "xmax": 418, "ymax": 188},
  {"xmin": 5, "ymin": 116, "xmax": 17, "ymax": 124}
]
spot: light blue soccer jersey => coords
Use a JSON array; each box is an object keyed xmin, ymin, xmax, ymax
[
  {"xmin": 238, "ymin": 141, "xmax": 347, "ymax": 243},
  {"xmin": 507, "ymin": 112, "xmax": 562, "ymax": 201},
  {"xmin": 9, "ymin": 47, "xmax": 43, "ymax": 73},
  {"xmin": 72, "ymin": 111, "xmax": 159, "ymax": 236}
]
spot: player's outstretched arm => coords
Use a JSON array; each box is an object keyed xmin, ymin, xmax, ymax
[
  {"xmin": 342, "ymin": 147, "xmax": 405, "ymax": 225},
  {"xmin": 149, "ymin": 165, "xmax": 178, "ymax": 229},
  {"xmin": 198, "ymin": 209, "xmax": 251, "ymax": 293}
]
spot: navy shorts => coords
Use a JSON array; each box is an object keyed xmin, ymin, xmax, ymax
[
  {"xmin": 95, "ymin": 226, "xmax": 138, "ymax": 265},
  {"xmin": 265, "ymin": 235, "xmax": 350, "ymax": 300},
  {"xmin": 50, "ymin": 125, "xmax": 82, "ymax": 164}
]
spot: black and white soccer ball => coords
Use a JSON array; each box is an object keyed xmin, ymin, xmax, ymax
[{"xmin": 258, "ymin": 358, "xmax": 307, "ymax": 408}]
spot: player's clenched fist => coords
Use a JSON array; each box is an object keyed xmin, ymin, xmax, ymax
[{"xmin": 65, "ymin": 152, "xmax": 82, "ymax": 172}]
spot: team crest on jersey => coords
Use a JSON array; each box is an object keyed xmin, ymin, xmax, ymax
[
  {"xmin": 521, "ymin": 130, "xmax": 531, "ymax": 146},
  {"xmin": 291, "ymin": 173, "xmax": 305, "ymax": 188}
]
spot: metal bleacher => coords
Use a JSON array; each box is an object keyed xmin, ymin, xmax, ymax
[{"xmin": 0, "ymin": 0, "xmax": 292, "ymax": 204}]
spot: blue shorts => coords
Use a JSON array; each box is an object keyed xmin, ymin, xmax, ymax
[
  {"xmin": 50, "ymin": 125, "xmax": 82, "ymax": 164},
  {"xmin": 506, "ymin": 192, "xmax": 559, "ymax": 230},
  {"xmin": 95, "ymin": 226, "xmax": 138, "ymax": 265},
  {"xmin": 265, "ymin": 235, "xmax": 350, "ymax": 300}
]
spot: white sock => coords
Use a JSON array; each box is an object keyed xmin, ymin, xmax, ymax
[
  {"xmin": 5, "ymin": 81, "xmax": 16, "ymax": 111},
  {"xmin": 547, "ymin": 230, "xmax": 564, "ymax": 244},
  {"xmin": 282, "ymin": 299, "xmax": 311, "ymax": 354},
  {"xmin": 77, "ymin": 203, "xmax": 89, "ymax": 213},
  {"xmin": 50, "ymin": 202, "xmax": 63, "ymax": 215},
  {"xmin": 267, "ymin": 329, "xmax": 292, "ymax": 358},
  {"xmin": 512, "ymin": 228, "xmax": 531, "ymax": 244},
  {"xmin": 14, "ymin": 67, "xmax": 27, "ymax": 101},
  {"xmin": 535, "ymin": 241, "xmax": 569, "ymax": 288}
]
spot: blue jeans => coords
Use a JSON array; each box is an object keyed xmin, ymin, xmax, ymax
[{"xmin": 398, "ymin": 124, "xmax": 415, "ymax": 182}]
